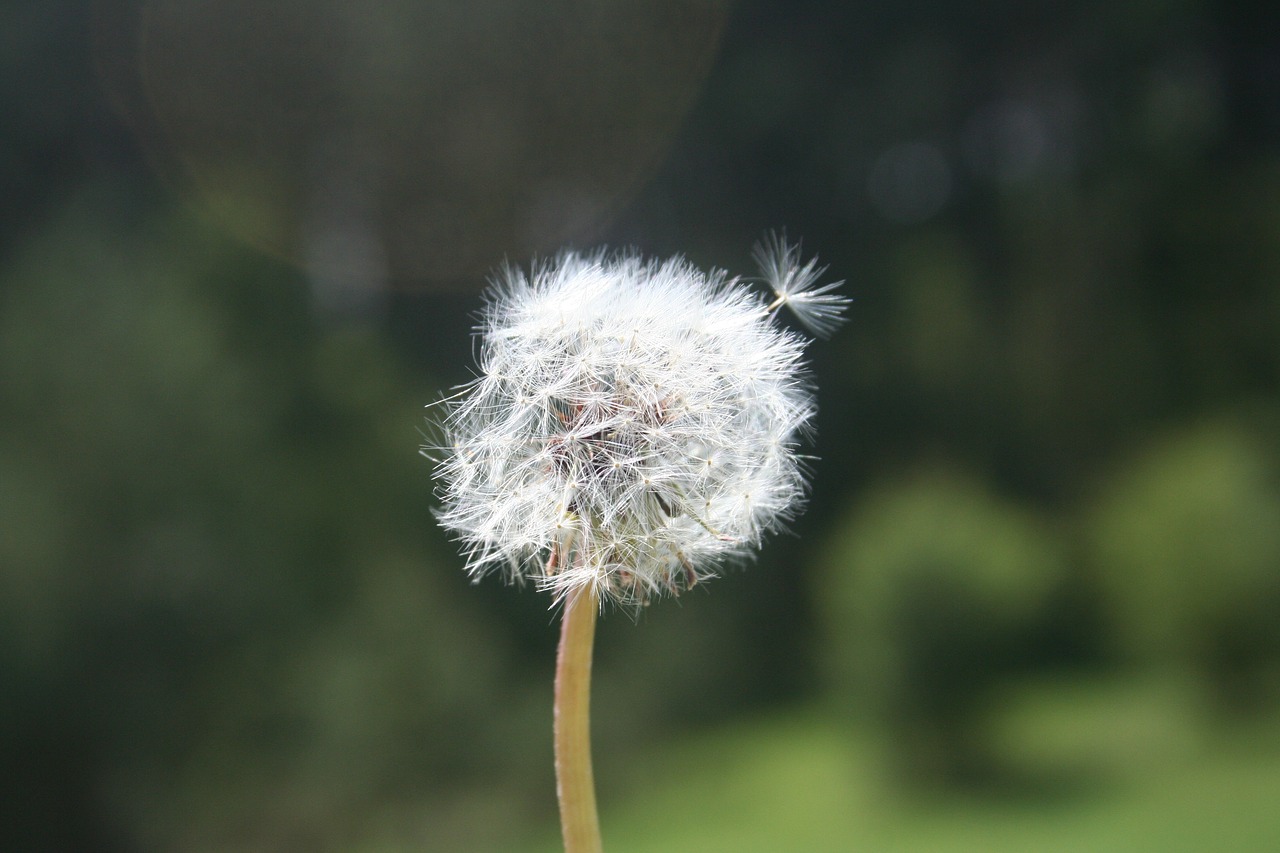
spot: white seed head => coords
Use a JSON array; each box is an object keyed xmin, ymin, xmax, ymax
[{"xmin": 427, "ymin": 242, "xmax": 843, "ymax": 607}]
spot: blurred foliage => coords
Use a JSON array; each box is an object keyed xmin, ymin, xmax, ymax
[
  {"xmin": 0, "ymin": 191, "xmax": 520, "ymax": 850},
  {"xmin": 2, "ymin": 0, "xmax": 1280, "ymax": 849},
  {"xmin": 1087, "ymin": 413, "xmax": 1280, "ymax": 714},
  {"xmin": 820, "ymin": 470, "xmax": 1065, "ymax": 784}
]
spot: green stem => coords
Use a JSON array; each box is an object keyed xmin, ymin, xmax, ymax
[{"xmin": 554, "ymin": 583, "xmax": 603, "ymax": 853}]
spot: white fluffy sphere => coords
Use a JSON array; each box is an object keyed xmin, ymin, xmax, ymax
[{"xmin": 430, "ymin": 243, "xmax": 842, "ymax": 606}]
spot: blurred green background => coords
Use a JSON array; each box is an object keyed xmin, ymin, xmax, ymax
[{"xmin": 3, "ymin": 1, "xmax": 1280, "ymax": 850}]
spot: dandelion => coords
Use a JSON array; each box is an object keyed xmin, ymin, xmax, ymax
[
  {"xmin": 430, "ymin": 240, "xmax": 843, "ymax": 607},
  {"xmin": 425, "ymin": 237, "xmax": 844, "ymax": 852}
]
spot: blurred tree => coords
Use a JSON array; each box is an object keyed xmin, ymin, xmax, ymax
[
  {"xmin": 819, "ymin": 469, "xmax": 1065, "ymax": 786},
  {"xmin": 0, "ymin": 188, "xmax": 518, "ymax": 851},
  {"xmin": 1087, "ymin": 412, "xmax": 1280, "ymax": 716}
]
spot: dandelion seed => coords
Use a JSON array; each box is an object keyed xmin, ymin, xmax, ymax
[{"xmin": 753, "ymin": 231, "xmax": 850, "ymax": 338}]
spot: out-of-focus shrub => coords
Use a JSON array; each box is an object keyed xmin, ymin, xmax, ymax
[
  {"xmin": 819, "ymin": 469, "xmax": 1064, "ymax": 786},
  {"xmin": 0, "ymin": 194, "xmax": 516, "ymax": 852},
  {"xmin": 1087, "ymin": 415, "xmax": 1280, "ymax": 714}
]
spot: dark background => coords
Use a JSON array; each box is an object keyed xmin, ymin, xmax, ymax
[{"xmin": 3, "ymin": 1, "xmax": 1279, "ymax": 850}]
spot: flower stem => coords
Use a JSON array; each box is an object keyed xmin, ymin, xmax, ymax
[{"xmin": 555, "ymin": 583, "xmax": 603, "ymax": 853}]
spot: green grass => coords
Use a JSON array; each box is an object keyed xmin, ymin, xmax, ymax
[{"xmin": 521, "ymin": 678, "xmax": 1280, "ymax": 853}]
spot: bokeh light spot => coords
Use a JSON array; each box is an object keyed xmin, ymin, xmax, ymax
[{"xmin": 113, "ymin": 1, "xmax": 729, "ymax": 287}]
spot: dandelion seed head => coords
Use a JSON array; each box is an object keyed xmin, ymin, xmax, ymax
[{"xmin": 429, "ymin": 242, "xmax": 844, "ymax": 607}]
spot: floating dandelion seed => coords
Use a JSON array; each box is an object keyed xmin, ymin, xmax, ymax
[
  {"xmin": 754, "ymin": 231, "xmax": 850, "ymax": 339},
  {"xmin": 427, "ymin": 239, "xmax": 845, "ymax": 608}
]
